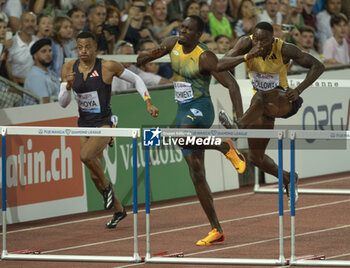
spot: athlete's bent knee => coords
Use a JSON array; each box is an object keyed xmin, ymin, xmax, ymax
[
  {"xmin": 80, "ymin": 151, "xmax": 94, "ymax": 165},
  {"xmin": 248, "ymin": 154, "xmax": 263, "ymax": 168}
]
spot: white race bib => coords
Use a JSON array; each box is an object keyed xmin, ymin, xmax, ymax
[
  {"xmin": 75, "ymin": 91, "xmax": 101, "ymax": 113},
  {"xmin": 250, "ymin": 71, "xmax": 280, "ymax": 92},
  {"xmin": 173, "ymin": 81, "xmax": 194, "ymax": 104}
]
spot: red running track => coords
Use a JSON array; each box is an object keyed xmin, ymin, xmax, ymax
[{"xmin": 1, "ymin": 172, "xmax": 350, "ymax": 268}]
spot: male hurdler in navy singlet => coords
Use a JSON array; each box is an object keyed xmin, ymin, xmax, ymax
[{"xmin": 59, "ymin": 31, "xmax": 159, "ymax": 228}]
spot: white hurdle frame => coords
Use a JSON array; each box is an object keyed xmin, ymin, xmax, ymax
[
  {"xmin": 1, "ymin": 126, "xmax": 142, "ymax": 263},
  {"xmin": 145, "ymin": 128, "xmax": 287, "ymax": 266},
  {"xmin": 254, "ymin": 130, "xmax": 350, "ymax": 195},
  {"xmin": 289, "ymin": 130, "xmax": 350, "ymax": 267}
]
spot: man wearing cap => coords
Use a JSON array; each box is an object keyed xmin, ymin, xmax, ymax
[{"xmin": 24, "ymin": 38, "xmax": 60, "ymax": 105}]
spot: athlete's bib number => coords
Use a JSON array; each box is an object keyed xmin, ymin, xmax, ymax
[
  {"xmin": 251, "ymin": 71, "xmax": 279, "ymax": 92},
  {"xmin": 76, "ymin": 91, "xmax": 101, "ymax": 113},
  {"xmin": 173, "ymin": 81, "xmax": 194, "ymax": 104}
]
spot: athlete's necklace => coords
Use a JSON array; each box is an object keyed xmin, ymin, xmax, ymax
[{"xmin": 80, "ymin": 61, "xmax": 95, "ymax": 72}]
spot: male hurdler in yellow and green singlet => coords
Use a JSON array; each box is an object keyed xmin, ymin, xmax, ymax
[{"xmin": 137, "ymin": 15, "xmax": 246, "ymax": 246}]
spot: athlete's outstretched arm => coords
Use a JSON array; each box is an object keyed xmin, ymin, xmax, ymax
[
  {"xmin": 216, "ymin": 36, "xmax": 252, "ymax": 72},
  {"xmin": 107, "ymin": 60, "xmax": 159, "ymax": 117},
  {"xmin": 200, "ymin": 51, "xmax": 244, "ymax": 119},
  {"xmin": 282, "ymin": 43, "xmax": 325, "ymax": 100},
  {"xmin": 137, "ymin": 36, "xmax": 178, "ymax": 66},
  {"xmin": 59, "ymin": 60, "xmax": 75, "ymax": 108}
]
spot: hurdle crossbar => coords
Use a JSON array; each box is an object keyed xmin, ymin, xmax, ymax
[
  {"xmin": 1, "ymin": 126, "xmax": 142, "ymax": 263},
  {"xmin": 145, "ymin": 128, "xmax": 287, "ymax": 266},
  {"xmin": 289, "ymin": 130, "xmax": 350, "ymax": 267},
  {"xmin": 254, "ymin": 129, "xmax": 350, "ymax": 195}
]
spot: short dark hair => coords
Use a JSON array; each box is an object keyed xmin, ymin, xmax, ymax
[
  {"xmin": 87, "ymin": 3, "xmax": 105, "ymax": 15},
  {"xmin": 136, "ymin": 38, "xmax": 156, "ymax": 52},
  {"xmin": 188, "ymin": 15, "xmax": 204, "ymax": 33},
  {"xmin": 299, "ymin": 25, "xmax": 315, "ymax": 35},
  {"xmin": 330, "ymin": 13, "xmax": 348, "ymax": 27},
  {"xmin": 67, "ymin": 7, "xmax": 85, "ymax": 18},
  {"xmin": 77, "ymin": 31, "xmax": 96, "ymax": 41},
  {"xmin": 255, "ymin": 21, "xmax": 274, "ymax": 33},
  {"xmin": 214, "ymin": 34, "xmax": 230, "ymax": 42}
]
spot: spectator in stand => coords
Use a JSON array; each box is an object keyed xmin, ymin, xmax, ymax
[
  {"xmin": 50, "ymin": 15, "xmax": 75, "ymax": 77},
  {"xmin": 166, "ymin": 0, "xmax": 186, "ymax": 22},
  {"xmin": 323, "ymin": 13, "xmax": 349, "ymax": 65},
  {"xmin": 257, "ymin": 0, "xmax": 282, "ymax": 25},
  {"xmin": 279, "ymin": 0, "xmax": 290, "ymax": 24},
  {"xmin": 136, "ymin": 38, "xmax": 172, "ymax": 82},
  {"xmin": 289, "ymin": 0, "xmax": 305, "ymax": 29},
  {"xmin": 36, "ymin": 14, "xmax": 53, "ymax": 39},
  {"xmin": 106, "ymin": 5, "xmax": 128, "ymax": 43},
  {"xmin": 290, "ymin": 25, "xmax": 324, "ymax": 71},
  {"xmin": 24, "ymin": 38, "xmax": 59, "ymax": 105},
  {"xmin": 142, "ymin": 15, "xmax": 154, "ymax": 31},
  {"xmin": 151, "ymin": 0, "xmax": 181, "ymax": 42},
  {"xmin": 226, "ymin": 0, "xmax": 240, "ymax": 22},
  {"xmin": 67, "ymin": 7, "xmax": 87, "ymax": 39},
  {"xmin": 0, "ymin": 19, "xmax": 12, "ymax": 78},
  {"xmin": 113, "ymin": 0, "xmax": 131, "ymax": 16},
  {"xmin": 209, "ymin": 0, "xmax": 233, "ymax": 39},
  {"xmin": 0, "ymin": 18, "xmax": 20, "ymax": 107},
  {"xmin": 313, "ymin": 0, "xmax": 325, "ymax": 14},
  {"xmin": 199, "ymin": 1, "xmax": 211, "ymax": 41},
  {"xmin": 183, "ymin": 0, "xmax": 200, "ymax": 19},
  {"xmin": 287, "ymin": 0, "xmax": 305, "ymax": 45},
  {"xmin": 204, "ymin": 39, "xmax": 218, "ymax": 53},
  {"xmin": 123, "ymin": 0, "xmax": 154, "ymax": 50},
  {"xmin": 215, "ymin": 34, "xmax": 230, "ymax": 54},
  {"xmin": 111, "ymin": 41, "xmax": 171, "ymax": 92},
  {"xmin": 0, "ymin": 1, "xmax": 9, "ymax": 27},
  {"xmin": 28, "ymin": 0, "xmax": 62, "ymax": 17},
  {"xmin": 316, "ymin": 0, "xmax": 342, "ymax": 50},
  {"xmin": 2, "ymin": 0, "xmax": 24, "ymax": 33},
  {"xmin": 302, "ymin": 0, "xmax": 318, "ymax": 32},
  {"xmin": 8, "ymin": 12, "xmax": 38, "ymax": 86},
  {"xmin": 341, "ymin": 0, "xmax": 350, "ymax": 21},
  {"xmin": 84, "ymin": 3, "xmax": 110, "ymax": 54},
  {"xmin": 0, "ymin": 19, "xmax": 15, "ymax": 96},
  {"xmin": 235, "ymin": 0, "xmax": 257, "ymax": 37}
]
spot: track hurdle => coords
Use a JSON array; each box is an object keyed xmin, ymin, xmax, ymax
[
  {"xmin": 144, "ymin": 128, "xmax": 287, "ymax": 265},
  {"xmin": 1, "ymin": 126, "xmax": 141, "ymax": 263},
  {"xmin": 289, "ymin": 130, "xmax": 350, "ymax": 267}
]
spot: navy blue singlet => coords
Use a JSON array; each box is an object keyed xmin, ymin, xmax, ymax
[{"xmin": 72, "ymin": 58, "xmax": 112, "ymax": 127}]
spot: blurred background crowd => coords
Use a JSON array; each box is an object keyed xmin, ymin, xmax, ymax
[{"xmin": 0, "ymin": 0, "xmax": 349, "ymax": 107}]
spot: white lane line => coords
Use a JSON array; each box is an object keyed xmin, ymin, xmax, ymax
[
  {"xmin": 42, "ymin": 198, "xmax": 350, "ymax": 254},
  {"xmin": 5, "ymin": 176, "xmax": 350, "ymax": 235},
  {"xmin": 327, "ymin": 252, "xmax": 350, "ymax": 259},
  {"xmin": 5, "ymin": 175, "xmax": 350, "ymax": 235},
  {"xmin": 114, "ymin": 224, "xmax": 350, "ymax": 268},
  {"xmin": 2, "ymin": 192, "xmax": 255, "ymax": 235}
]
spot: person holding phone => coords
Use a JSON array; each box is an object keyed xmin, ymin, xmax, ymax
[{"xmin": 121, "ymin": 0, "xmax": 155, "ymax": 51}]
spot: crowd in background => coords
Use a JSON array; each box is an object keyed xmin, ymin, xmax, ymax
[{"xmin": 0, "ymin": 0, "xmax": 349, "ymax": 107}]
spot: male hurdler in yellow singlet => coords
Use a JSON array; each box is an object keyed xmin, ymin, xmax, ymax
[
  {"xmin": 137, "ymin": 15, "xmax": 246, "ymax": 246},
  {"xmin": 217, "ymin": 22, "xmax": 325, "ymax": 206}
]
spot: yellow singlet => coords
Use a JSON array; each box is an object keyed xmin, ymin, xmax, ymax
[
  {"xmin": 245, "ymin": 37, "xmax": 289, "ymax": 94},
  {"xmin": 170, "ymin": 41, "xmax": 211, "ymax": 104}
]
